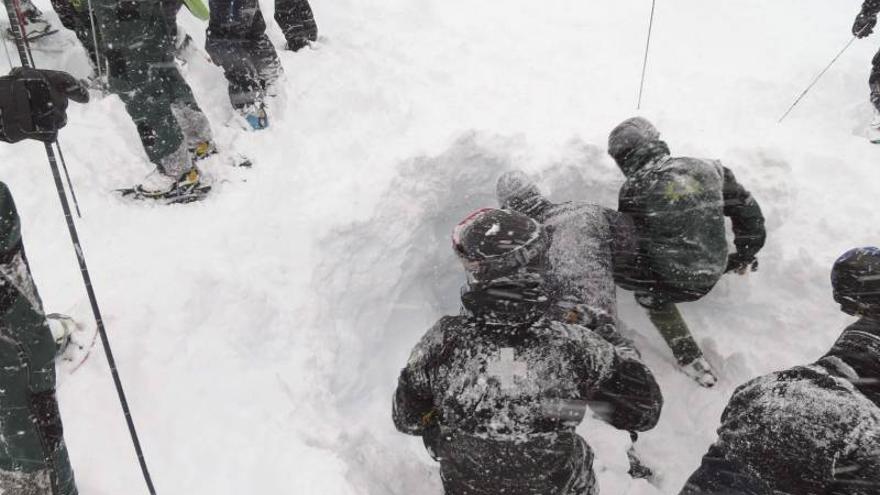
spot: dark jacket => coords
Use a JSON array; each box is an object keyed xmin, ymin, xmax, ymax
[
  {"xmin": 680, "ymin": 318, "xmax": 880, "ymax": 495},
  {"xmin": 393, "ymin": 306, "xmax": 662, "ymax": 494},
  {"xmin": 616, "ymin": 141, "xmax": 765, "ymax": 298}
]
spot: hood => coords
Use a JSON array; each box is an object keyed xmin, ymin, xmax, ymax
[
  {"xmin": 496, "ymin": 170, "xmax": 553, "ymax": 218},
  {"xmin": 461, "ymin": 272, "xmax": 550, "ymax": 327},
  {"xmin": 607, "ymin": 117, "xmax": 670, "ymax": 176}
]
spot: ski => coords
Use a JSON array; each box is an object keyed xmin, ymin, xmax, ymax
[{"xmin": 4, "ymin": 26, "xmax": 58, "ymax": 42}]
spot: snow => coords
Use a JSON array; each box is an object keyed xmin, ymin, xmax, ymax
[{"xmin": 1, "ymin": 0, "xmax": 879, "ymax": 493}]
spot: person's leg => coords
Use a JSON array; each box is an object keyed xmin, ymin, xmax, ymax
[
  {"xmin": 635, "ymin": 289, "xmax": 716, "ymax": 387},
  {"xmin": 0, "ymin": 183, "xmax": 77, "ymax": 495},
  {"xmin": 274, "ymin": 0, "xmax": 316, "ymax": 51},
  {"xmin": 94, "ymin": 0, "xmax": 202, "ymax": 177},
  {"xmin": 636, "ymin": 294, "xmax": 703, "ymax": 366},
  {"xmin": 48, "ymin": 0, "xmax": 101, "ymax": 69},
  {"xmin": 206, "ymin": 0, "xmax": 281, "ymax": 125}
]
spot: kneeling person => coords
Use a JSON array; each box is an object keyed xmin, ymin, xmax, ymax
[
  {"xmin": 680, "ymin": 247, "xmax": 880, "ymax": 494},
  {"xmin": 393, "ymin": 208, "xmax": 663, "ymax": 495}
]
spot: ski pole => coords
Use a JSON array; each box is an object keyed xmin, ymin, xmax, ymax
[
  {"xmin": 2, "ymin": 1, "xmax": 157, "ymax": 493},
  {"xmin": 778, "ymin": 35, "xmax": 859, "ymax": 123},
  {"xmin": 54, "ymin": 139, "xmax": 82, "ymax": 218},
  {"xmin": 637, "ymin": 0, "xmax": 657, "ymax": 109}
]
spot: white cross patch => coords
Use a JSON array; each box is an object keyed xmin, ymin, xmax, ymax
[{"xmin": 486, "ymin": 347, "xmax": 528, "ymax": 390}]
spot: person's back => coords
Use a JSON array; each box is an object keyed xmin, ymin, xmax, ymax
[
  {"xmin": 681, "ymin": 248, "xmax": 880, "ymax": 494},
  {"xmin": 619, "ymin": 154, "xmax": 728, "ymax": 293},
  {"xmin": 681, "ymin": 361, "xmax": 880, "ymax": 494},
  {"xmin": 496, "ymin": 171, "xmax": 631, "ymax": 334},
  {"xmin": 393, "ymin": 208, "xmax": 662, "ymax": 495},
  {"xmin": 396, "ymin": 314, "xmax": 618, "ymax": 494}
]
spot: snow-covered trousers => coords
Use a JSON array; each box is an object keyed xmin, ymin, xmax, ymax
[
  {"xmin": 45, "ymin": 0, "xmax": 100, "ymax": 69},
  {"xmin": 0, "ymin": 183, "xmax": 77, "ymax": 495},
  {"xmin": 93, "ymin": 0, "xmax": 212, "ymax": 176},
  {"xmin": 206, "ymin": 0, "xmax": 282, "ymax": 109},
  {"xmin": 275, "ymin": 0, "xmax": 316, "ymax": 51},
  {"xmin": 436, "ymin": 431, "xmax": 598, "ymax": 495}
]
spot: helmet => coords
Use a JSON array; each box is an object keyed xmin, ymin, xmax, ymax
[
  {"xmin": 831, "ymin": 247, "xmax": 880, "ymax": 317},
  {"xmin": 607, "ymin": 117, "xmax": 660, "ymax": 170},
  {"xmin": 452, "ymin": 208, "xmax": 548, "ymax": 283}
]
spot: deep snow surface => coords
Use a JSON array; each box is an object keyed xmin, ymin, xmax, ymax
[{"xmin": 1, "ymin": 1, "xmax": 880, "ymax": 493}]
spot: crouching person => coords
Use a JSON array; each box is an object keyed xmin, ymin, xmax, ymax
[
  {"xmin": 679, "ymin": 247, "xmax": 880, "ymax": 495},
  {"xmin": 608, "ymin": 117, "xmax": 766, "ymax": 387},
  {"xmin": 392, "ymin": 208, "xmax": 663, "ymax": 495}
]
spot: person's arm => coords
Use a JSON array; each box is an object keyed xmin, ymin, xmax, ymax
[
  {"xmin": 580, "ymin": 329, "xmax": 663, "ymax": 432},
  {"xmin": 392, "ymin": 319, "xmax": 448, "ymax": 436},
  {"xmin": 721, "ymin": 166, "xmax": 766, "ymax": 273}
]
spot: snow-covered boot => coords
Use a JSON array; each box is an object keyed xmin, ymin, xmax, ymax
[
  {"xmin": 47, "ymin": 313, "xmax": 98, "ymax": 375},
  {"xmin": 868, "ymin": 109, "xmax": 880, "ymax": 144},
  {"xmin": 46, "ymin": 313, "xmax": 76, "ymax": 354},
  {"xmin": 119, "ymin": 167, "xmax": 210, "ymax": 204},
  {"xmin": 680, "ymin": 356, "xmax": 718, "ymax": 388},
  {"xmin": 235, "ymin": 103, "xmax": 269, "ymax": 131}
]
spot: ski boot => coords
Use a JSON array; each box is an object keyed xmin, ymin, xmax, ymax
[
  {"xmin": 47, "ymin": 313, "xmax": 98, "ymax": 374},
  {"xmin": 680, "ymin": 356, "xmax": 718, "ymax": 388},
  {"xmin": 234, "ymin": 103, "xmax": 269, "ymax": 131},
  {"xmin": 868, "ymin": 109, "xmax": 880, "ymax": 144},
  {"xmin": 119, "ymin": 167, "xmax": 211, "ymax": 204},
  {"xmin": 5, "ymin": 2, "xmax": 57, "ymax": 42}
]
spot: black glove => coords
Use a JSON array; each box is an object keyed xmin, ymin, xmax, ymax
[
  {"xmin": 854, "ymin": 13, "xmax": 877, "ymax": 38},
  {"xmin": 725, "ymin": 253, "xmax": 758, "ymax": 275},
  {"xmin": 0, "ymin": 67, "xmax": 89, "ymax": 143}
]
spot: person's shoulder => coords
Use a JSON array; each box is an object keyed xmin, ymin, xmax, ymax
[
  {"xmin": 408, "ymin": 315, "xmax": 467, "ymax": 363},
  {"xmin": 729, "ymin": 364, "xmax": 869, "ymax": 423}
]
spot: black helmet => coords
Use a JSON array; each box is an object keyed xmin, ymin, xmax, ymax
[
  {"xmin": 832, "ymin": 247, "xmax": 880, "ymax": 317},
  {"xmin": 452, "ymin": 208, "xmax": 548, "ymax": 283}
]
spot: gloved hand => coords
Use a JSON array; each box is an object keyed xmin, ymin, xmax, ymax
[
  {"xmin": 420, "ymin": 409, "xmax": 443, "ymax": 461},
  {"xmin": 725, "ymin": 253, "xmax": 758, "ymax": 275},
  {"xmin": 854, "ymin": 12, "xmax": 877, "ymax": 38},
  {"xmin": 0, "ymin": 67, "xmax": 89, "ymax": 143}
]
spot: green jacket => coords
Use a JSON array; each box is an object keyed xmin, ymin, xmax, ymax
[{"xmin": 617, "ymin": 141, "xmax": 765, "ymax": 294}]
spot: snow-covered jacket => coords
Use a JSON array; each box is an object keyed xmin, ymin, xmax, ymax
[
  {"xmin": 615, "ymin": 141, "xmax": 765, "ymax": 296},
  {"xmin": 680, "ymin": 319, "xmax": 880, "ymax": 495},
  {"xmin": 496, "ymin": 172, "xmax": 637, "ymax": 348},
  {"xmin": 393, "ymin": 309, "xmax": 662, "ymax": 495}
]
